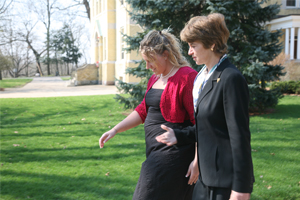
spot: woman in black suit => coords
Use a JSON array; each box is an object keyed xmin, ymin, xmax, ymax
[{"xmin": 156, "ymin": 13, "xmax": 254, "ymax": 200}]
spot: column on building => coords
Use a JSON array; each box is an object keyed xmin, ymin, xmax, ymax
[
  {"xmin": 285, "ymin": 28, "xmax": 289, "ymax": 56},
  {"xmin": 297, "ymin": 28, "xmax": 300, "ymax": 59},
  {"xmin": 290, "ymin": 27, "xmax": 295, "ymax": 59}
]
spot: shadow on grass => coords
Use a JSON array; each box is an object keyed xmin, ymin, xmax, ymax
[
  {"xmin": 1, "ymin": 170, "xmax": 136, "ymax": 200},
  {"xmin": 1, "ymin": 141, "xmax": 146, "ymax": 163},
  {"xmin": 255, "ymin": 104, "xmax": 300, "ymax": 119},
  {"xmin": 0, "ymin": 95, "xmax": 125, "ymax": 128}
]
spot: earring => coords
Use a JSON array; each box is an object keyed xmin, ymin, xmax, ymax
[{"xmin": 211, "ymin": 48, "xmax": 213, "ymax": 51}]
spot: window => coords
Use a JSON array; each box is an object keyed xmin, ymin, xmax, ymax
[
  {"xmin": 103, "ymin": 37, "xmax": 107, "ymax": 60},
  {"xmin": 120, "ymin": 27, "xmax": 125, "ymax": 59},
  {"xmin": 286, "ymin": 0, "xmax": 296, "ymax": 6},
  {"xmin": 96, "ymin": 0, "xmax": 99, "ymax": 14}
]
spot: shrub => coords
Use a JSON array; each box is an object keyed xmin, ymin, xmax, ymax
[{"xmin": 270, "ymin": 80, "xmax": 300, "ymax": 94}]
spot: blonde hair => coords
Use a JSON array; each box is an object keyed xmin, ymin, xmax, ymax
[
  {"xmin": 140, "ymin": 29, "xmax": 190, "ymax": 68},
  {"xmin": 180, "ymin": 13, "xmax": 230, "ymax": 54}
]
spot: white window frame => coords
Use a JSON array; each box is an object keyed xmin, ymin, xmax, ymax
[
  {"xmin": 120, "ymin": 27, "xmax": 125, "ymax": 60},
  {"xmin": 285, "ymin": 0, "xmax": 299, "ymax": 8}
]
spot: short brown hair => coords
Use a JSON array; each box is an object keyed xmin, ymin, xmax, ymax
[
  {"xmin": 180, "ymin": 13, "xmax": 230, "ymax": 54},
  {"xmin": 140, "ymin": 29, "xmax": 190, "ymax": 68}
]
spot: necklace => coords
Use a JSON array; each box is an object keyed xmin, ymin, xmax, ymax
[{"xmin": 160, "ymin": 66, "xmax": 175, "ymax": 78}]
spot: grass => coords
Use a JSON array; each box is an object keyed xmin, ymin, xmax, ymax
[
  {"xmin": 0, "ymin": 78, "xmax": 33, "ymax": 88},
  {"xmin": 61, "ymin": 77, "xmax": 71, "ymax": 81},
  {"xmin": 0, "ymin": 95, "xmax": 299, "ymax": 200},
  {"xmin": 250, "ymin": 96, "xmax": 300, "ymax": 200}
]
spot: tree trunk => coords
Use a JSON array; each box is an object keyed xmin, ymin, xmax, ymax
[
  {"xmin": 83, "ymin": 0, "xmax": 90, "ymax": 20},
  {"xmin": 0, "ymin": 70, "xmax": 2, "ymax": 80},
  {"xmin": 46, "ymin": 0, "xmax": 51, "ymax": 75},
  {"xmin": 67, "ymin": 63, "xmax": 69, "ymax": 75}
]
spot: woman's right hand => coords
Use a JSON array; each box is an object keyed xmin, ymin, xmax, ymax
[{"xmin": 99, "ymin": 128, "xmax": 117, "ymax": 148}]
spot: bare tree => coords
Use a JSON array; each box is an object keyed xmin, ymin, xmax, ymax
[
  {"xmin": 0, "ymin": 51, "xmax": 13, "ymax": 80},
  {"xmin": 57, "ymin": 0, "xmax": 90, "ymax": 20},
  {"xmin": 0, "ymin": 0, "xmax": 13, "ymax": 17},
  {"xmin": 30, "ymin": 0, "xmax": 60, "ymax": 75},
  {"xmin": 1, "ymin": 41, "xmax": 34, "ymax": 78},
  {"xmin": 0, "ymin": 0, "xmax": 15, "ymax": 46},
  {"xmin": 16, "ymin": 20, "xmax": 46, "ymax": 75}
]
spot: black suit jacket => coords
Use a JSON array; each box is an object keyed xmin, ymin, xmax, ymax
[{"xmin": 174, "ymin": 58, "xmax": 254, "ymax": 193}]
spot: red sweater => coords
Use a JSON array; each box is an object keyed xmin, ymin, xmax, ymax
[{"xmin": 135, "ymin": 66, "xmax": 197, "ymax": 124}]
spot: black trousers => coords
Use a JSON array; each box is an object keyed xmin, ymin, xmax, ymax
[{"xmin": 192, "ymin": 178, "xmax": 231, "ymax": 200}]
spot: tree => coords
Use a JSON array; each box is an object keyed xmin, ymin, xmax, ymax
[
  {"xmin": 51, "ymin": 24, "xmax": 82, "ymax": 75},
  {"xmin": 2, "ymin": 41, "xmax": 33, "ymax": 78},
  {"xmin": 116, "ymin": 0, "xmax": 284, "ymax": 112},
  {"xmin": 0, "ymin": 51, "xmax": 13, "ymax": 80},
  {"xmin": 30, "ymin": 0, "xmax": 60, "ymax": 75},
  {"xmin": 19, "ymin": 21, "xmax": 46, "ymax": 75}
]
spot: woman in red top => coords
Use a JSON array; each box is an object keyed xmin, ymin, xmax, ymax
[{"xmin": 99, "ymin": 30, "xmax": 198, "ymax": 200}]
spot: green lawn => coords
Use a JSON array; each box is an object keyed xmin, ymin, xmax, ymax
[
  {"xmin": 0, "ymin": 95, "xmax": 299, "ymax": 200},
  {"xmin": 0, "ymin": 78, "xmax": 33, "ymax": 88},
  {"xmin": 250, "ymin": 96, "xmax": 300, "ymax": 200},
  {"xmin": 61, "ymin": 77, "xmax": 71, "ymax": 81}
]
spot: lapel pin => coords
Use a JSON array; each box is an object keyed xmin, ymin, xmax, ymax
[{"xmin": 217, "ymin": 78, "xmax": 220, "ymax": 83}]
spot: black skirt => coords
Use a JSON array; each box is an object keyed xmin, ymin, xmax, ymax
[{"xmin": 132, "ymin": 88, "xmax": 195, "ymax": 200}]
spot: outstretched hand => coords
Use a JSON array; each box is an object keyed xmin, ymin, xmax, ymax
[
  {"xmin": 155, "ymin": 124, "xmax": 177, "ymax": 146},
  {"xmin": 99, "ymin": 128, "xmax": 117, "ymax": 148}
]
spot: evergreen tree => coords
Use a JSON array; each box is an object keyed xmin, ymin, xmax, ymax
[
  {"xmin": 50, "ymin": 24, "xmax": 82, "ymax": 75},
  {"xmin": 116, "ymin": 0, "xmax": 284, "ymax": 112}
]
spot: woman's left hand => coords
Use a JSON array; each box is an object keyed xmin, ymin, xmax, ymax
[
  {"xmin": 186, "ymin": 159, "xmax": 199, "ymax": 185},
  {"xmin": 155, "ymin": 124, "xmax": 177, "ymax": 146}
]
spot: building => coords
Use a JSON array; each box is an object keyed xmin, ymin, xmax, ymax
[
  {"xmin": 264, "ymin": 0, "xmax": 300, "ymax": 80},
  {"xmin": 90, "ymin": 0, "xmax": 300, "ymax": 84},
  {"xmin": 90, "ymin": 0, "xmax": 142, "ymax": 85},
  {"xmin": 264, "ymin": 0, "xmax": 300, "ymax": 60}
]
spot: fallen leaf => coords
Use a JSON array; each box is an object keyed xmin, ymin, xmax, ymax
[
  {"xmin": 260, "ymin": 175, "xmax": 263, "ymax": 178},
  {"xmin": 252, "ymin": 149, "xmax": 257, "ymax": 152},
  {"xmin": 267, "ymin": 185, "xmax": 272, "ymax": 189},
  {"xmin": 81, "ymin": 118, "xmax": 86, "ymax": 121},
  {"xmin": 13, "ymin": 144, "xmax": 20, "ymax": 147},
  {"xmin": 270, "ymin": 153, "xmax": 275, "ymax": 156},
  {"xmin": 24, "ymin": 145, "xmax": 27, "ymax": 148},
  {"xmin": 105, "ymin": 172, "xmax": 110, "ymax": 176},
  {"xmin": 72, "ymin": 136, "xmax": 75, "ymax": 137},
  {"xmin": 14, "ymin": 131, "xmax": 18, "ymax": 133}
]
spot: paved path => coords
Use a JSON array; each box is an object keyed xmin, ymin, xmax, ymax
[{"xmin": 0, "ymin": 77, "xmax": 118, "ymax": 98}]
